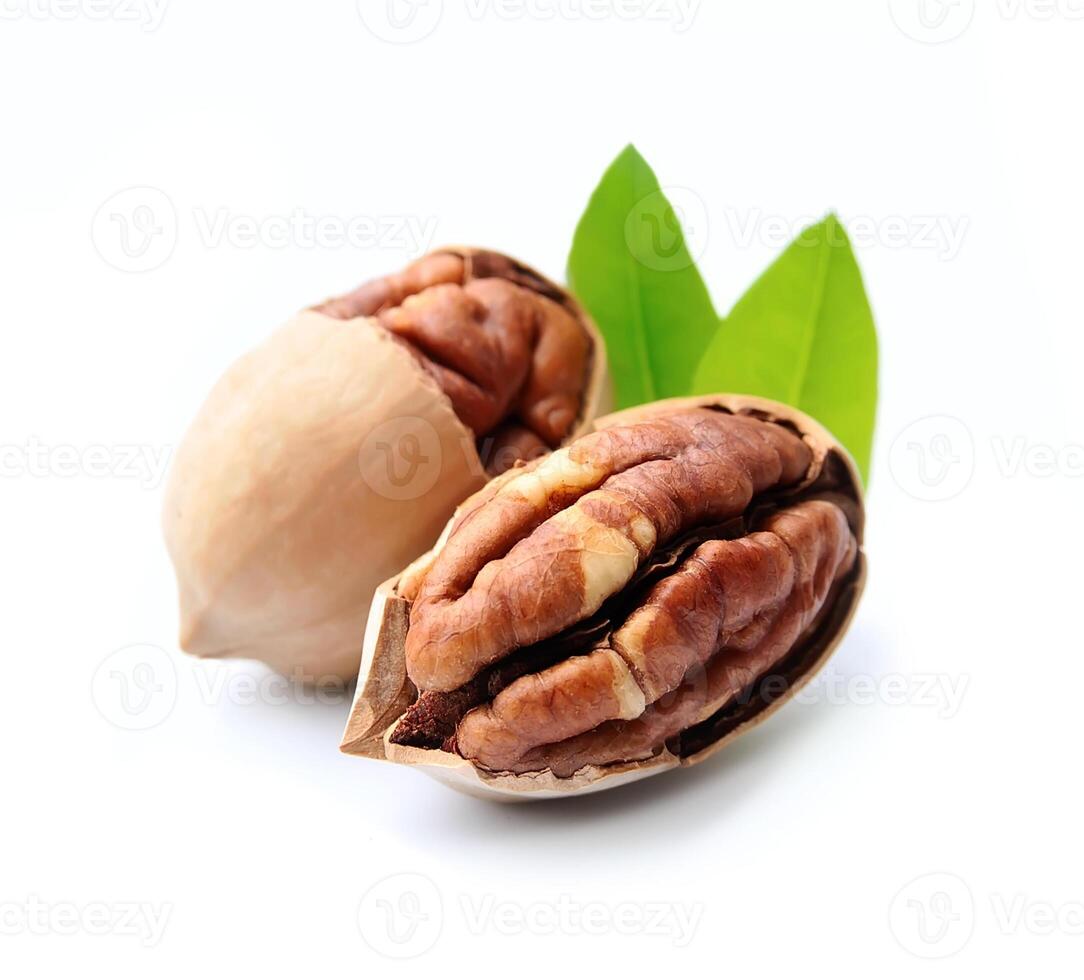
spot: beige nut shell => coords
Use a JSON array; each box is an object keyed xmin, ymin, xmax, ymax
[
  {"xmin": 163, "ymin": 257, "xmax": 610, "ymax": 680},
  {"xmin": 340, "ymin": 394, "xmax": 867, "ymax": 801}
]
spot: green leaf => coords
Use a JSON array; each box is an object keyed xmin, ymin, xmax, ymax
[
  {"xmin": 691, "ymin": 215, "xmax": 878, "ymax": 483},
  {"xmin": 567, "ymin": 144, "xmax": 719, "ymax": 408}
]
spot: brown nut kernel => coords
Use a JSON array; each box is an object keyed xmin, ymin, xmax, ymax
[
  {"xmin": 341, "ymin": 394, "xmax": 866, "ymax": 800},
  {"xmin": 162, "ymin": 247, "xmax": 608, "ymax": 681},
  {"xmin": 315, "ymin": 249, "xmax": 594, "ymax": 469}
]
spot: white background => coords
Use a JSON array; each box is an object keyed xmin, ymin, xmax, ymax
[{"xmin": 2, "ymin": 0, "xmax": 1082, "ymax": 976}]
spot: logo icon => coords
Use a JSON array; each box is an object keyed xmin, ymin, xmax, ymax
[
  {"xmin": 357, "ymin": 0, "xmax": 444, "ymax": 44},
  {"xmin": 624, "ymin": 185, "xmax": 709, "ymax": 273},
  {"xmin": 888, "ymin": 0, "xmax": 976, "ymax": 44},
  {"xmin": 889, "ymin": 415, "xmax": 974, "ymax": 501},
  {"xmin": 92, "ymin": 644, "xmax": 178, "ymax": 731},
  {"xmin": 359, "ymin": 415, "xmax": 443, "ymax": 501},
  {"xmin": 91, "ymin": 186, "xmax": 177, "ymax": 273},
  {"xmin": 889, "ymin": 872, "xmax": 975, "ymax": 958},
  {"xmin": 358, "ymin": 872, "xmax": 443, "ymax": 958}
]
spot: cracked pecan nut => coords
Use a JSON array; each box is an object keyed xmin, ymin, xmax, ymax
[
  {"xmin": 315, "ymin": 248, "xmax": 594, "ymax": 469},
  {"xmin": 341, "ymin": 394, "xmax": 866, "ymax": 800},
  {"xmin": 162, "ymin": 247, "xmax": 608, "ymax": 680}
]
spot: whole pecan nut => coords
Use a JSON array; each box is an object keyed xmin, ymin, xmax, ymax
[
  {"xmin": 341, "ymin": 394, "xmax": 866, "ymax": 799},
  {"xmin": 162, "ymin": 247, "xmax": 608, "ymax": 681}
]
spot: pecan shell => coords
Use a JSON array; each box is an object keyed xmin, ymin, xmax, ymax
[
  {"xmin": 341, "ymin": 395, "xmax": 866, "ymax": 799},
  {"xmin": 162, "ymin": 247, "xmax": 608, "ymax": 680}
]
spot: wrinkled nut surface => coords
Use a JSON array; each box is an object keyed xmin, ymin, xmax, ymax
[
  {"xmin": 316, "ymin": 249, "xmax": 594, "ymax": 474},
  {"xmin": 341, "ymin": 395, "xmax": 866, "ymax": 800},
  {"xmin": 163, "ymin": 248, "xmax": 607, "ymax": 680}
]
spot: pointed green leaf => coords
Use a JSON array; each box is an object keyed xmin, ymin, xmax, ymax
[
  {"xmin": 691, "ymin": 215, "xmax": 878, "ymax": 483},
  {"xmin": 567, "ymin": 145, "xmax": 719, "ymax": 408}
]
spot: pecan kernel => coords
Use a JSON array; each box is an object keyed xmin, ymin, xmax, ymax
[
  {"xmin": 318, "ymin": 249, "xmax": 595, "ymax": 473},
  {"xmin": 370, "ymin": 400, "xmax": 865, "ymax": 792}
]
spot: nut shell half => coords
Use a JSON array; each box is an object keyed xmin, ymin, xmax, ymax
[
  {"xmin": 163, "ymin": 248, "xmax": 608, "ymax": 680},
  {"xmin": 341, "ymin": 394, "xmax": 866, "ymax": 800}
]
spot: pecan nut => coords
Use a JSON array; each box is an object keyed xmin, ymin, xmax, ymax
[
  {"xmin": 341, "ymin": 395, "xmax": 866, "ymax": 799},
  {"xmin": 316, "ymin": 248, "xmax": 596, "ymax": 473},
  {"xmin": 162, "ymin": 247, "xmax": 608, "ymax": 681}
]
